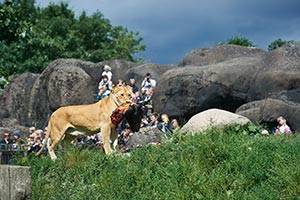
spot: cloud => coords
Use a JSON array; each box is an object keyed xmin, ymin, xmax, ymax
[{"xmin": 36, "ymin": 0, "xmax": 300, "ymax": 63}]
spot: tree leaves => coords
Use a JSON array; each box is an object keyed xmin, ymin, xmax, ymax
[{"xmin": 0, "ymin": 0, "xmax": 145, "ymax": 78}]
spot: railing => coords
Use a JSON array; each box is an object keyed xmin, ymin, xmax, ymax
[{"xmin": 0, "ymin": 144, "xmax": 27, "ymax": 165}]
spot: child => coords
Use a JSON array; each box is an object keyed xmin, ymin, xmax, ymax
[
  {"xmin": 275, "ymin": 116, "xmax": 292, "ymax": 135},
  {"xmin": 97, "ymin": 75, "xmax": 112, "ymax": 100}
]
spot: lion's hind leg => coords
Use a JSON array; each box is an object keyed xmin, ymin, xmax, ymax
[{"xmin": 48, "ymin": 121, "xmax": 73, "ymax": 160}]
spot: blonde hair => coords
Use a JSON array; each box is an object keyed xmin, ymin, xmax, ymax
[{"xmin": 161, "ymin": 114, "xmax": 170, "ymax": 123}]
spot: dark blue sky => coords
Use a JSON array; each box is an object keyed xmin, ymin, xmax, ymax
[{"xmin": 36, "ymin": 0, "xmax": 300, "ymax": 64}]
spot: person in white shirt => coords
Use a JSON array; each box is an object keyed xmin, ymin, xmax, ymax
[
  {"xmin": 141, "ymin": 72, "xmax": 156, "ymax": 92},
  {"xmin": 102, "ymin": 65, "xmax": 112, "ymax": 81}
]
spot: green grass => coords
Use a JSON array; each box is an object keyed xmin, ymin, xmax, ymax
[{"xmin": 19, "ymin": 125, "xmax": 300, "ymax": 200}]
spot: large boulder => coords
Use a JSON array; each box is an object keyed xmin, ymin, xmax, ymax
[
  {"xmin": 153, "ymin": 56, "xmax": 263, "ymax": 121},
  {"xmin": 248, "ymin": 43, "xmax": 300, "ymax": 100},
  {"xmin": 127, "ymin": 127, "xmax": 163, "ymax": 149},
  {"xmin": 181, "ymin": 109, "xmax": 251, "ymax": 133},
  {"xmin": 0, "ymin": 73, "xmax": 39, "ymax": 125},
  {"xmin": 28, "ymin": 59, "xmax": 99, "ymax": 127},
  {"xmin": 124, "ymin": 63, "xmax": 178, "ymax": 86},
  {"xmin": 179, "ymin": 44, "xmax": 266, "ymax": 66},
  {"xmin": 236, "ymin": 98, "xmax": 300, "ymax": 131}
]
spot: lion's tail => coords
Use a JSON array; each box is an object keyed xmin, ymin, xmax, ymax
[{"xmin": 36, "ymin": 120, "xmax": 51, "ymax": 156}]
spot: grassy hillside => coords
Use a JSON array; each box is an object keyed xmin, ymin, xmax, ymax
[{"xmin": 19, "ymin": 125, "xmax": 300, "ymax": 200}]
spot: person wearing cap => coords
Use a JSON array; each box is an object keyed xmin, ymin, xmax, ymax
[{"xmin": 102, "ymin": 65, "xmax": 112, "ymax": 81}]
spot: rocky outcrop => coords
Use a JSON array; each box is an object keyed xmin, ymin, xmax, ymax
[
  {"xmin": 124, "ymin": 63, "xmax": 178, "ymax": 85},
  {"xmin": 0, "ymin": 73, "xmax": 39, "ymax": 125},
  {"xmin": 179, "ymin": 44, "xmax": 265, "ymax": 66},
  {"xmin": 236, "ymin": 98, "xmax": 300, "ymax": 131},
  {"xmin": 153, "ymin": 57, "xmax": 263, "ymax": 120},
  {"xmin": 181, "ymin": 109, "xmax": 251, "ymax": 133},
  {"xmin": 127, "ymin": 127, "xmax": 163, "ymax": 149},
  {"xmin": 153, "ymin": 44, "xmax": 300, "ymax": 129}
]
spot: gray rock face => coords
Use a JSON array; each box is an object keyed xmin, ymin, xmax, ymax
[
  {"xmin": 124, "ymin": 63, "xmax": 178, "ymax": 86},
  {"xmin": 127, "ymin": 127, "xmax": 163, "ymax": 149},
  {"xmin": 248, "ymin": 43, "xmax": 300, "ymax": 100},
  {"xmin": 180, "ymin": 44, "xmax": 266, "ymax": 66},
  {"xmin": 0, "ymin": 73, "xmax": 39, "ymax": 125},
  {"xmin": 153, "ymin": 57, "xmax": 263, "ymax": 121},
  {"xmin": 181, "ymin": 109, "xmax": 250, "ymax": 133},
  {"xmin": 236, "ymin": 98, "xmax": 300, "ymax": 131},
  {"xmin": 153, "ymin": 44, "xmax": 300, "ymax": 127},
  {"xmin": 0, "ymin": 165, "xmax": 31, "ymax": 200}
]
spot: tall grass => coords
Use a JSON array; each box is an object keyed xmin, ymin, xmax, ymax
[{"xmin": 19, "ymin": 125, "xmax": 300, "ymax": 200}]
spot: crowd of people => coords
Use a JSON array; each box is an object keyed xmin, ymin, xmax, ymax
[{"xmin": 0, "ymin": 65, "xmax": 294, "ymax": 155}]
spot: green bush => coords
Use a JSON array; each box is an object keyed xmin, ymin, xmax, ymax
[
  {"xmin": 220, "ymin": 35, "xmax": 255, "ymax": 47},
  {"xmin": 20, "ymin": 125, "xmax": 300, "ymax": 200},
  {"xmin": 268, "ymin": 38, "xmax": 294, "ymax": 51},
  {"xmin": 0, "ymin": 0, "xmax": 145, "ymax": 78}
]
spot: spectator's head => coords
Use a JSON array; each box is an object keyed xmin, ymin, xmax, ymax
[
  {"xmin": 103, "ymin": 65, "xmax": 111, "ymax": 72},
  {"xmin": 161, "ymin": 114, "xmax": 170, "ymax": 124},
  {"xmin": 117, "ymin": 79, "xmax": 125, "ymax": 87},
  {"xmin": 277, "ymin": 116, "xmax": 287, "ymax": 126},
  {"xmin": 129, "ymin": 78, "xmax": 136, "ymax": 85},
  {"xmin": 28, "ymin": 134, "xmax": 35, "ymax": 142},
  {"xmin": 171, "ymin": 119, "xmax": 180, "ymax": 129},
  {"xmin": 102, "ymin": 75, "xmax": 108, "ymax": 82},
  {"xmin": 29, "ymin": 126, "xmax": 36, "ymax": 134},
  {"xmin": 3, "ymin": 131, "xmax": 10, "ymax": 138},
  {"xmin": 13, "ymin": 130, "xmax": 21, "ymax": 140},
  {"xmin": 150, "ymin": 112, "xmax": 159, "ymax": 122},
  {"xmin": 35, "ymin": 129, "xmax": 43, "ymax": 138},
  {"xmin": 146, "ymin": 72, "xmax": 151, "ymax": 79}
]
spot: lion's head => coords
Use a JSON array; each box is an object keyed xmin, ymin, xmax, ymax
[{"xmin": 110, "ymin": 85, "xmax": 134, "ymax": 107}]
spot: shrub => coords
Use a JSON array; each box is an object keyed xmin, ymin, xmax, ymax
[{"xmin": 221, "ymin": 35, "xmax": 255, "ymax": 47}]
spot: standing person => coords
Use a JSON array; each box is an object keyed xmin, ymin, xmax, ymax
[
  {"xmin": 141, "ymin": 73, "xmax": 156, "ymax": 92},
  {"xmin": 275, "ymin": 116, "xmax": 292, "ymax": 135},
  {"xmin": 102, "ymin": 65, "xmax": 112, "ymax": 81}
]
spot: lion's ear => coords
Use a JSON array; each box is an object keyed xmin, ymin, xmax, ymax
[{"xmin": 111, "ymin": 85, "xmax": 120, "ymax": 93}]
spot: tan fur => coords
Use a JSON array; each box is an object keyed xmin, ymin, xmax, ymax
[{"xmin": 36, "ymin": 86, "xmax": 133, "ymax": 160}]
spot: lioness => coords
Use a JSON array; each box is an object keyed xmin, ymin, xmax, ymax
[{"xmin": 36, "ymin": 85, "xmax": 133, "ymax": 160}]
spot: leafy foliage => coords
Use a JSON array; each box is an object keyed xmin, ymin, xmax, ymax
[
  {"xmin": 18, "ymin": 124, "xmax": 300, "ymax": 200},
  {"xmin": 268, "ymin": 38, "xmax": 293, "ymax": 51},
  {"xmin": 0, "ymin": 0, "xmax": 145, "ymax": 78},
  {"xmin": 221, "ymin": 35, "xmax": 255, "ymax": 47}
]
